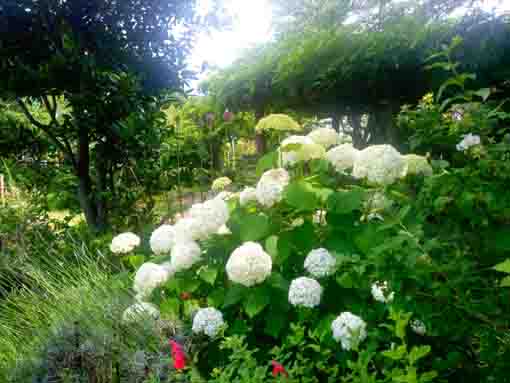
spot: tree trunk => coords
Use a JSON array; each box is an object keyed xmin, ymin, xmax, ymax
[
  {"xmin": 94, "ymin": 142, "xmax": 108, "ymax": 231},
  {"xmin": 371, "ymin": 102, "xmax": 401, "ymax": 148},
  {"xmin": 77, "ymin": 125, "xmax": 98, "ymax": 230}
]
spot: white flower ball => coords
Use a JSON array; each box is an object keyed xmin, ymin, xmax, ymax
[
  {"xmin": 189, "ymin": 198, "xmax": 230, "ymax": 239},
  {"xmin": 256, "ymin": 168, "xmax": 290, "ymax": 208},
  {"xmin": 456, "ymin": 133, "xmax": 480, "ymax": 151},
  {"xmin": 217, "ymin": 224, "xmax": 232, "ymax": 235},
  {"xmin": 192, "ymin": 307, "xmax": 225, "ymax": 337},
  {"xmin": 215, "ymin": 191, "xmax": 234, "ymax": 201},
  {"xmin": 331, "ymin": 312, "xmax": 367, "ymax": 350},
  {"xmin": 134, "ymin": 262, "xmax": 172, "ymax": 299},
  {"xmin": 211, "ymin": 176, "xmax": 232, "ymax": 192},
  {"xmin": 411, "ymin": 319, "xmax": 427, "ymax": 336},
  {"xmin": 174, "ymin": 217, "xmax": 201, "ymax": 241},
  {"xmin": 226, "ymin": 242, "xmax": 272, "ymax": 287},
  {"xmin": 308, "ymin": 127, "xmax": 339, "ymax": 149},
  {"xmin": 122, "ymin": 302, "xmax": 160, "ymax": 323},
  {"xmin": 403, "ymin": 154, "xmax": 433, "ymax": 176},
  {"xmin": 288, "ymin": 277, "xmax": 323, "ymax": 308},
  {"xmin": 304, "ymin": 248, "xmax": 336, "ymax": 278},
  {"xmin": 239, "ymin": 187, "xmax": 258, "ymax": 206},
  {"xmin": 364, "ymin": 191, "xmax": 393, "ymax": 212},
  {"xmin": 171, "ymin": 241, "xmax": 202, "ymax": 272},
  {"xmin": 110, "ymin": 232, "xmax": 140, "ymax": 254},
  {"xmin": 326, "ymin": 144, "xmax": 359, "ymax": 172},
  {"xmin": 150, "ymin": 225, "xmax": 176, "ymax": 255},
  {"xmin": 371, "ymin": 281, "xmax": 395, "ymax": 303},
  {"xmin": 279, "ymin": 135, "xmax": 314, "ymax": 167},
  {"xmin": 353, "ymin": 145, "xmax": 407, "ymax": 185}
]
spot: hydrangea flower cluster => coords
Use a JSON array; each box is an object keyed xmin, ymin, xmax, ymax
[
  {"xmin": 304, "ymin": 248, "xmax": 336, "ymax": 278},
  {"xmin": 256, "ymin": 168, "xmax": 290, "ymax": 207},
  {"xmin": 288, "ymin": 277, "xmax": 323, "ymax": 308},
  {"xmin": 456, "ymin": 133, "xmax": 480, "ymax": 151},
  {"xmin": 110, "ymin": 232, "xmax": 141, "ymax": 255},
  {"xmin": 279, "ymin": 135, "xmax": 325, "ymax": 167},
  {"xmin": 150, "ymin": 225, "xmax": 176, "ymax": 255},
  {"xmin": 307, "ymin": 127, "xmax": 339, "ymax": 149},
  {"xmin": 331, "ymin": 312, "xmax": 367, "ymax": 350},
  {"xmin": 371, "ymin": 280, "xmax": 395, "ymax": 303},
  {"xmin": 226, "ymin": 242, "xmax": 272, "ymax": 287},
  {"xmin": 411, "ymin": 319, "xmax": 427, "ymax": 336},
  {"xmin": 364, "ymin": 191, "xmax": 394, "ymax": 213},
  {"xmin": 326, "ymin": 144, "xmax": 359, "ymax": 172},
  {"xmin": 211, "ymin": 176, "xmax": 232, "ymax": 192},
  {"xmin": 353, "ymin": 145, "xmax": 408, "ymax": 185},
  {"xmin": 239, "ymin": 186, "xmax": 258, "ymax": 206},
  {"xmin": 180, "ymin": 197, "xmax": 230, "ymax": 240},
  {"xmin": 403, "ymin": 154, "xmax": 433, "ymax": 176},
  {"xmin": 134, "ymin": 262, "xmax": 172, "ymax": 299},
  {"xmin": 192, "ymin": 307, "xmax": 225, "ymax": 337},
  {"xmin": 122, "ymin": 302, "xmax": 160, "ymax": 323},
  {"xmin": 170, "ymin": 241, "xmax": 202, "ymax": 272}
]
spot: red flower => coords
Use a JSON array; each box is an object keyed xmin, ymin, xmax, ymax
[
  {"xmin": 170, "ymin": 340, "xmax": 186, "ymax": 370},
  {"xmin": 223, "ymin": 109, "xmax": 234, "ymax": 122},
  {"xmin": 271, "ymin": 360, "xmax": 288, "ymax": 378},
  {"xmin": 180, "ymin": 291, "xmax": 191, "ymax": 300}
]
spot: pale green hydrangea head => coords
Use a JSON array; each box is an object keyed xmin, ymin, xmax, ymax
[
  {"xmin": 403, "ymin": 154, "xmax": 433, "ymax": 176},
  {"xmin": 255, "ymin": 114, "xmax": 302, "ymax": 133},
  {"xmin": 212, "ymin": 176, "xmax": 232, "ymax": 192}
]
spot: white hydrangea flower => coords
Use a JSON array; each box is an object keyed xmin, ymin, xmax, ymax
[
  {"xmin": 411, "ymin": 319, "xmax": 427, "ymax": 336},
  {"xmin": 353, "ymin": 145, "xmax": 407, "ymax": 185},
  {"xmin": 110, "ymin": 232, "xmax": 140, "ymax": 255},
  {"xmin": 239, "ymin": 187, "xmax": 258, "ymax": 206},
  {"xmin": 134, "ymin": 262, "xmax": 172, "ymax": 299},
  {"xmin": 331, "ymin": 312, "xmax": 367, "ymax": 350},
  {"xmin": 226, "ymin": 242, "xmax": 272, "ymax": 287},
  {"xmin": 313, "ymin": 210, "xmax": 327, "ymax": 226},
  {"xmin": 304, "ymin": 248, "xmax": 336, "ymax": 278},
  {"xmin": 403, "ymin": 154, "xmax": 433, "ymax": 176},
  {"xmin": 288, "ymin": 277, "xmax": 323, "ymax": 308},
  {"xmin": 279, "ymin": 135, "xmax": 325, "ymax": 167},
  {"xmin": 371, "ymin": 281, "xmax": 395, "ymax": 303},
  {"xmin": 326, "ymin": 144, "xmax": 359, "ymax": 172},
  {"xmin": 256, "ymin": 168, "xmax": 290, "ymax": 208},
  {"xmin": 211, "ymin": 176, "xmax": 232, "ymax": 192},
  {"xmin": 192, "ymin": 307, "xmax": 225, "ymax": 337},
  {"xmin": 122, "ymin": 302, "xmax": 160, "ymax": 323},
  {"xmin": 217, "ymin": 224, "xmax": 232, "ymax": 235},
  {"xmin": 150, "ymin": 225, "xmax": 176, "ymax": 255},
  {"xmin": 171, "ymin": 241, "xmax": 202, "ymax": 272},
  {"xmin": 215, "ymin": 191, "xmax": 235, "ymax": 201},
  {"xmin": 177, "ymin": 198, "xmax": 230, "ymax": 240},
  {"xmin": 456, "ymin": 133, "xmax": 480, "ymax": 151},
  {"xmin": 279, "ymin": 135, "xmax": 314, "ymax": 167},
  {"xmin": 308, "ymin": 127, "xmax": 339, "ymax": 148}
]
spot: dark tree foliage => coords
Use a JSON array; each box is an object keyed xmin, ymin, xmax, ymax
[{"xmin": 0, "ymin": 0, "xmax": 213, "ymax": 231}]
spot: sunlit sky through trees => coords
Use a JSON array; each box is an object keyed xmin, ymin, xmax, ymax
[{"xmin": 188, "ymin": 0, "xmax": 510, "ymax": 88}]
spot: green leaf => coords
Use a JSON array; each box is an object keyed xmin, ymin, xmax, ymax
[
  {"xmin": 243, "ymin": 288, "xmax": 271, "ymax": 318},
  {"xmin": 284, "ymin": 181, "xmax": 319, "ymax": 211},
  {"xmin": 199, "ymin": 266, "xmax": 218, "ymax": 285},
  {"xmin": 265, "ymin": 235, "xmax": 279, "ymax": 260},
  {"xmin": 160, "ymin": 298, "xmax": 180, "ymax": 317},
  {"xmin": 419, "ymin": 371, "xmax": 438, "ymax": 383},
  {"xmin": 382, "ymin": 345, "xmax": 407, "ymax": 360},
  {"xmin": 240, "ymin": 213, "xmax": 270, "ymax": 241},
  {"xmin": 327, "ymin": 189, "xmax": 365, "ymax": 214},
  {"xmin": 264, "ymin": 309, "xmax": 287, "ymax": 338},
  {"xmin": 493, "ymin": 259, "xmax": 510, "ymax": 274},
  {"xmin": 178, "ymin": 277, "xmax": 201, "ymax": 293},
  {"xmin": 409, "ymin": 345, "xmax": 431, "ymax": 365},
  {"xmin": 336, "ymin": 273, "xmax": 355, "ymax": 288},
  {"xmin": 207, "ymin": 288, "xmax": 225, "ymax": 307},
  {"xmin": 500, "ymin": 276, "xmax": 510, "ymax": 287},
  {"xmin": 276, "ymin": 232, "xmax": 292, "ymax": 264},
  {"xmin": 223, "ymin": 285, "xmax": 246, "ymax": 307},
  {"xmin": 127, "ymin": 255, "xmax": 145, "ymax": 269},
  {"xmin": 474, "ymin": 87, "xmax": 491, "ymax": 101},
  {"xmin": 256, "ymin": 151, "xmax": 278, "ymax": 177},
  {"xmin": 268, "ymin": 272, "xmax": 289, "ymax": 291}
]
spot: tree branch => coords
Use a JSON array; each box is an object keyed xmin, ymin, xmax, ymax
[{"xmin": 17, "ymin": 98, "xmax": 76, "ymax": 168}]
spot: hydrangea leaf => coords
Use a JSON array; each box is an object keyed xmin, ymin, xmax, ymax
[
  {"xmin": 199, "ymin": 266, "xmax": 219, "ymax": 285},
  {"xmin": 127, "ymin": 255, "xmax": 145, "ymax": 269},
  {"xmin": 256, "ymin": 151, "xmax": 278, "ymax": 178},
  {"xmin": 243, "ymin": 287, "xmax": 271, "ymax": 318},
  {"xmin": 160, "ymin": 298, "xmax": 180, "ymax": 318},
  {"xmin": 223, "ymin": 285, "xmax": 246, "ymax": 307},
  {"xmin": 284, "ymin": 181, "xmax": 319, "ymax": 212},
  {"xmin": 409, "ymin": 345, "xmax": 431, "ymax": 365},
  {"xmin": 327, "ymin": 188, "xmax": 365, "ymax": 214},
  {"xmin": 493, "ymin": 259, "xmax": 510, "ymax": 274},
  {"xmin": 240, "ymin": 213, "xmax": 270, "ymax": 241},
  {"xmin": 264, "ymin": 308, "xmax": 287, "ymax": 338},
  {"xmin": 501, "ymin": 276, "xmax": 510, "ymax": 287},
  {"xmin": 265, "ymin": 235, "xmax": 279, "ymax": 260}
]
